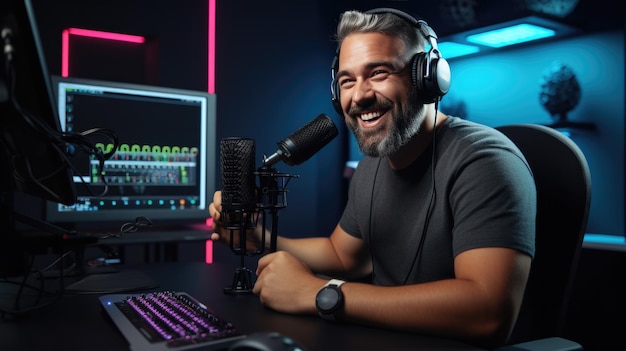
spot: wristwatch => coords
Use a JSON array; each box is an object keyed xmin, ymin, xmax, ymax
[{"xmin": 315, "ymin": 279, "xmax": 346, "ymax": 321}]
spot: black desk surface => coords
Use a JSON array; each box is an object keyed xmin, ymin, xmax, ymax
[{"xmin": 2, "ymin": 259, "xmax": 487, "ymax": 351}]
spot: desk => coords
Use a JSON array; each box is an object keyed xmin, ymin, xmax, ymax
[
  {"xmin": 90, "ymin": 226, "xmax": 212, "ymax": 263},
  {"xmin": 1, "ymin": 259, "xmax": 485, "ymax": 351},
  {"xmin": 16, "ymin": 222, "xmax": 213, "ymax": 264}
]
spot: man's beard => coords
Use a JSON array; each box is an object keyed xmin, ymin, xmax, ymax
[{"xmin": 348, "ymin": 87, "xmax": 425, "ymax": 157}]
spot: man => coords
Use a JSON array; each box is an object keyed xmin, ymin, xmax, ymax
[{"xmin": 209, "ymin": 9, "xmax": 535, "ymax": 348}]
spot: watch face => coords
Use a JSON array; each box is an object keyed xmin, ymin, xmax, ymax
[{"xmin": 316, "ymin": 286, "xmax": 341, "ymax": 312}]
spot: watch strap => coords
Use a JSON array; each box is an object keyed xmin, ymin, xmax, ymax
[{"xmin": 325, "ymin": 279, "xmax": 346, "ymax": 288}]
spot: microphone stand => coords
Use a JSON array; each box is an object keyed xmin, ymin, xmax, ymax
[
  {"xmin": 223, "ymin": 163, "xmax": 298, "ymax": 295},
  {"xmin": 257, "ymin": 164, "xmax": 298, "ymax": 252},
  {"xmin": 223, "ymin": 210, "xmax": 257, "ymax": 295}
]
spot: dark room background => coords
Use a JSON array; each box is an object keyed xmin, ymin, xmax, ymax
[
  {"xmin": 15, "ymin": 0, "xmax": 626, "ymax": 350},
  {"xmin": 29, "ymin": 0, "xmax": 624, "ymax": 243}
]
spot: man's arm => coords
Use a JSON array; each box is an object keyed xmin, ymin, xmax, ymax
[
  {"xmin": 275, "ymin": 224, "xmax": 372, "ymax": 279},
  {"xmin": 254, "ymin": 231, "xmax": 530, "ymax": 348},
  {"xmin": 211, "ymin": 191, "xmax": 530, "ymax": 347},
  {"xmin": 210, "ymin": 191, "xmax": 370, "ymax": 278},
  {"xmin": 339, "ymin": 246, "xmax": 530, "ymax": 347}
]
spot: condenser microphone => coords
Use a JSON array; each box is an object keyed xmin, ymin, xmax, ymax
[
  {"xmin": 263, "ymin": 114, "xmax": 338, "ymax": 167},
  {"xmin": 220, "ymin": 137, "xmax": 257, "ymax": 229}
]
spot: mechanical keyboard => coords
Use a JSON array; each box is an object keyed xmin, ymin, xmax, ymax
[{"xmin": 99, "ymin": 291, "xmax": 245, "ymax": 351}]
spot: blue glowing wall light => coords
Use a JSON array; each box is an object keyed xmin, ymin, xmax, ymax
[
  {"xmin": 466, "ymin": 23, "xmax": 556, "ymax": 48},
  {"xmin": 438, "ymin": 16, "xmax": 578, "ymax": 60}
]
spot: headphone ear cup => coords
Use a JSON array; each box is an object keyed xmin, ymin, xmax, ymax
[
  {"xmin": 412, "ymin": 53, "xmax": 437, "ymax": 104},
  {"xmin": 331, "ymin": 78, "xmax": 343, "ymax": 115}
]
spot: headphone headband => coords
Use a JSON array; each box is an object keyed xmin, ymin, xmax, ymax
[{"xmin": 365, "ymin": 8, "xmax": 420, "ymax": 24}]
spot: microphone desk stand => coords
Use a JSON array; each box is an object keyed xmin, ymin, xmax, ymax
[{"xmin": 223, "ymin": 165, "xmax": 298, "ymax": 295}]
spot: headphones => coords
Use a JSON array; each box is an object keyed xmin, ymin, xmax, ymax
[{"xmin": 330, "ymin": 8, "xmax": 451, "ymax": 115}]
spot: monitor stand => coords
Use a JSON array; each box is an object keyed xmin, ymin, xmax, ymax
[
  {"xmin": 38, "ymin": 251, "xmax": 158, "ymax": 294},
  {"xmin": 63, "ymin": 269, "xmax": 158, "ymax": 294},
  {"xmin": 36, "ymin": 243, "xmax": 119, "ymax": 278}
]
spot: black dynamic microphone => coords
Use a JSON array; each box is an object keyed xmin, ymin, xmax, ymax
[
  {"xmin": 220, "ymin": 137, "xmax": 257, "ymax": 229},
  {"xmin": 263, "ymin": 114, "xmax": 338, "ymax": 167}
]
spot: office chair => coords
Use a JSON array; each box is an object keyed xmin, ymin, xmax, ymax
[{"xmin": 494, "ymin": 124, "xmax": 591, "ymax": 351}]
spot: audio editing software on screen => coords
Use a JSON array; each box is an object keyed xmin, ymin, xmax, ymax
[{"xmin": 53, "ymin": 79, "xmax": 209, "ymax": 218}]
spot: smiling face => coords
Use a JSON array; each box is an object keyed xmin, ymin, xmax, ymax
[{"xmin": 336, "ymin": 32, "xmax": 426, "ymax": 157}]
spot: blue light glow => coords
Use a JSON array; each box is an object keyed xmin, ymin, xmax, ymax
[
  {"xmin": 466, "ymin": 23, "xmax": 556, "ymax": 48},
  {"xmin": 438, "ymin": 42, "xmax": 480, "ymax": 59},
  {"xmin": 584, "ymin": 234, "xmax": 626, "ymax": 245}
]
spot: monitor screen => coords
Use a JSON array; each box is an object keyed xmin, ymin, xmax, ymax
[{"xmin": 45, "ymin": 76, "xmax": 216, "ymax": 228}]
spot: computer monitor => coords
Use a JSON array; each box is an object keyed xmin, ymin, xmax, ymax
[
  {"xmin": 1, "ymin": 0, "xmax": 77, "ymax": 277},
  {"xmin": 45, "ymin": 76, "xmax": 217, "ymax": 230}
]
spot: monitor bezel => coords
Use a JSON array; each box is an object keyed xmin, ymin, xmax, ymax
[{"xmin": 45, "ymin": 75, "xmax": 216, "ymax": 228}]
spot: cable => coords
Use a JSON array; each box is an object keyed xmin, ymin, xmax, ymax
[
  {"xmin": 401, "ymin": 101, "xmax": 439, "ymax": 284},
  {"xmin": 367, "ymin": 102, "xmax": 440, "ymax": 284},
  {"xmin": 0, "ymin": 251, "xmax": 69, "ymax": 319},
  {"xmin": 367, "ymin": 158, "xmax": 382, "ymax": 283},
  {"xmin": 98, "ymin": 216, "xmax": 153, "ymax": 239},
  {"xmin": 2, "ymin": 30, "xmax": 119, "ymax": 200}
]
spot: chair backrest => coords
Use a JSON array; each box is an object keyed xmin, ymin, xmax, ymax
[{"xmin": 495, "ymin": 124, "xmax": 592, "ymax": 344}]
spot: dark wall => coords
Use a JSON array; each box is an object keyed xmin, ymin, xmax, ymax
[
  {"xmin": 33, "ymin": 0, "xmax": 209, "ymax": 91},
  {"xmin": 213, "ymin": 1, "xmax": 347, "ymax": 237}
]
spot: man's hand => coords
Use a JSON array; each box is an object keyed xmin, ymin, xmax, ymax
[
  {"xmin": 208, "ymin": 190, "xmax": 265, "ymax": 251},
  {"xmin": 253, "ymin": 251, "xmax": 327, "ymax": 315},
  {"xmin": 208, "ymin": 190, "xmax": 228, "ymax": 242}
]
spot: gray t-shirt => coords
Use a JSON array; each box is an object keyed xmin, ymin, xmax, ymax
[{"xmin": 339, "ymin": 117, "xmax": 536, "ymax": 286}]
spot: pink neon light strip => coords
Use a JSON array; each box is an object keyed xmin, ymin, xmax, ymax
[
  {"xmin": 61, "ymin": 28, "xmax": 145, "ymax": 77},
  {"xmin": 67, "ymin": 28, "xmax": 145, "ymax": 43},
  {"xmin": 205, "ymin": 217, "xmax": 214, "ymax": 264},
  {"xmin": 61, "ymin": 29, "xmax": 70, "ymax": 77},
  {"xmin": 208, "ymin": 0, "xmax": 216, "ymax": 94},
  {"xmin": 205, "ymin": 240, "xmax": 214, "ymax": 264},
  {"xmin": 61, "ymin": 2, "xmax": 215, "ymax": 90}
]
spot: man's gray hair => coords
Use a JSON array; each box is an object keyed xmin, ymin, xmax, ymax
[{"xmin": 336, "ymin": 10, "xmax": 426, "ymax": 54}]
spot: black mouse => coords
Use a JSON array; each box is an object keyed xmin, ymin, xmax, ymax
[{"xmin": 228, "ymin": 332, "xmax": 307, "ymax": 351}]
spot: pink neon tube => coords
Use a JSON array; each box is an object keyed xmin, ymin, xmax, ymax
[
  {"xmin": 208, "ymin": 0, "xmax": 216, "ymax": 94},
  {"xmin": 61, "ymin": 28, "xmax": 145, "ymax": 77}
]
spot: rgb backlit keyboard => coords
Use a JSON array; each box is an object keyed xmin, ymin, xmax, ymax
[{"xmin": 100, "ymin": 291, "xmax": 245, "ymax": 351}]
